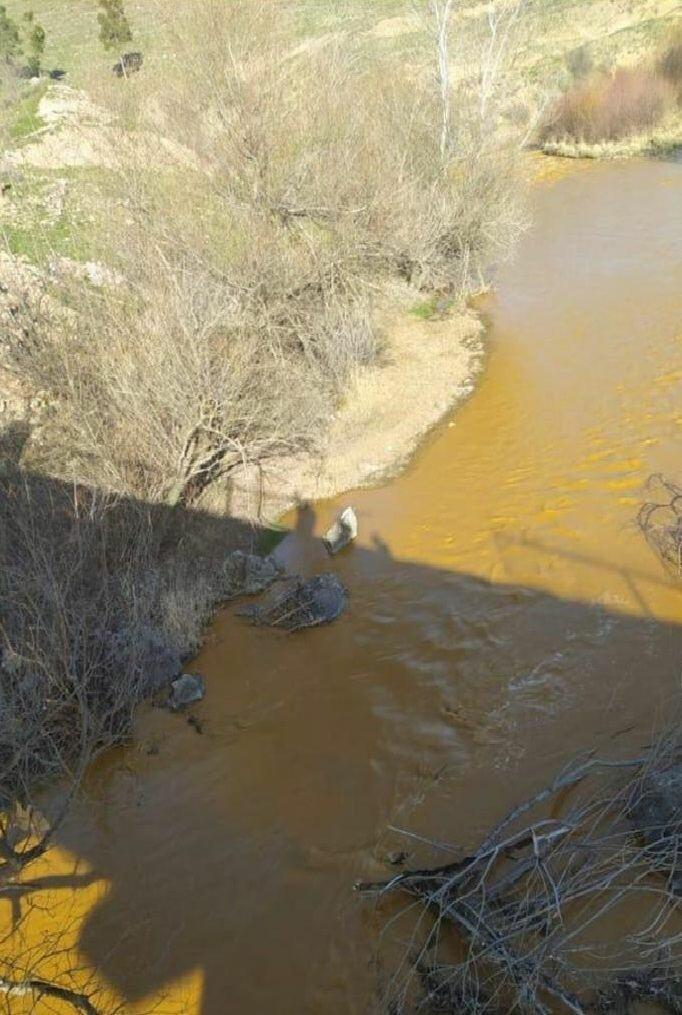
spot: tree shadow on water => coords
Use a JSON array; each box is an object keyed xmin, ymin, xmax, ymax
[{"xmin": 6, "ymin": 471, "xmax": 682, "ymax": 1014}]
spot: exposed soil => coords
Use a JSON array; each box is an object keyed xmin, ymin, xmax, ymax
[{"xmin": 229, "ymin": 300, "xmax": 484, "ymax": 523}]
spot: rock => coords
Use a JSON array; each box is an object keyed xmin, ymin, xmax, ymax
[
  {"xmin": 113, "ymin": 52, "xmax": 144, "ymax": 78},
  {"xmin": 85, "ymin": 260, "xmax": 124, "ymax": 287},
  {"xmin": 323, "ymin": 506, "xmax": 358, "ymax": 556},
  {"xmin": 47, "ymin": 256, "xmax": 124, "ymax": 288},
  {"xmin": 238, "ymin": 573, "xmax": 347, "ymax": 631},
  {"xmin": 44, "ymin": 178, "xmax": 68, "ymax": 221},
  {"xmin": 629, "ymin": 763, "xmax": 682, "ymax": 892},
  {"xmin": 168, "ymin": 673, "xmax": 205, "ymax": 711},
  {"xmin": 223, "ymin": 550, "xmax": 283, "ymax": 598}
]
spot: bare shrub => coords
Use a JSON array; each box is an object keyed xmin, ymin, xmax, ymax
[
  {"xmin": 658, "ymin": 25, "xmax": 682, "ymax": 102},
  {"xmin": 543, "ymin": 66, "xmax": 675, "ymax": 144},
  {"xmin": 1, "ymin": 473, "xmax": 163, "ymax": 795},
  {"xmin": 358, "ymin": 737, "xmax": 682, "ymax": 1013},
  {"xmin": 638, "ymin": 474, "xmax": 682, "ymax": 577}
]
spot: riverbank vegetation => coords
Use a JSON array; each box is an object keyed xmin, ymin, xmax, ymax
[
  {"xmin": 542, "ymin": 25, "xmax": 682, "ymax": 157},
  {"xmin": 0, "ymin": 6, "xmax": 529, "ymax": 999},
  {"xmin": 8, "ymin": 0, "xmax": 528, "ymax": 506},
  {"xmin": 1, "ymin": 0, "xmax": 528, "ymax": 739}
]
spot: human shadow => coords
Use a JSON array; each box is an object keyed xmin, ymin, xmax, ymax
[{"xmin": 3, "ymin": 468, "xmax": 682, "ymax": 1013}]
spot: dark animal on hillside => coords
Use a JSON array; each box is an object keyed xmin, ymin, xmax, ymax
[{"xmin": 112, "ymin": 52, "xmax": 143, "ymax": 78}]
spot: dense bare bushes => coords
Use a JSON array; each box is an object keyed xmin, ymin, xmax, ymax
[
  {"xmin": 544, "ymin": 23, "xmax": 682, "ymax": 149},
  {"xmin": 0, "ymin": 469, "xmax": 214, "ymax": 792},
  {"xmin": 543, "ymin": 65, "xmax": 675, "ymax": 144},
  {"xmin": 4, "ymin": 0, "xmax": 526, "ymax": 508}
]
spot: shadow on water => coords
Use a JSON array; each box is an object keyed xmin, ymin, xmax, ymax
[{"xmin": 14, "ymin": 486, "xmax": 676, "ymax": 1013}]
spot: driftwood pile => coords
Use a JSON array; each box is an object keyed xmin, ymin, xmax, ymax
[{"xmin": 357, "ymin": 738, "xmax": 682, "ymax": 1014}]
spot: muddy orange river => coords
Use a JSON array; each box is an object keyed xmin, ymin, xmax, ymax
[{"xmin": 10, "ymin": 156, "xmax": 682, "ymax": 1013}]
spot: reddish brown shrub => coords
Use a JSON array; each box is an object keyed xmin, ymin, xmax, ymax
[{"xmin": 544, "ymin": 66, "xmax": 674, "ymax": 143}]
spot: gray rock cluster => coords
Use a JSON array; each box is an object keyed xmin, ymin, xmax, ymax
[
  {"xmin": 222, "ymin": 550, "xmax": 283, "ymax": 597},
  {"xmin": 170, "ymin": 515, "xmax": 357, "ymax": 709}
]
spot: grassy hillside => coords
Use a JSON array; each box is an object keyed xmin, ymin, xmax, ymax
[{"xmin": 3, "ymin": 0, "xmax": 678, "ymax": 85}]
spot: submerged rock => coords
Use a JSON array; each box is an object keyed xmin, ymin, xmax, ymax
[
  {"xmin": 238, "ymin": 573, "xmax": 347, "ymax": 631},
  {"xmin": 223, "ymin": 550, "xmax": 283, "ymax": 598},
  {"xmin": 168, "ymin": 672, "xmax": 205, "ymax": 711},
  {"xmin": 323, "ymin": 506, "xmax": 358, "ymax": 556}
]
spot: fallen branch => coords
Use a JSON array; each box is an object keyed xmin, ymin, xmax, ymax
[
  {"xmin": 358, "ymin": 741, "xmax": 682, "ymax": 1014},
  {"xmin": 0, "ymin": 975, "xmax": 99, "ymax": 1014}
]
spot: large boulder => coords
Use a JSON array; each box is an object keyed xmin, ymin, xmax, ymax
[
  {"xmin": 168, "ymin": 672, "xmax": 205, "ymax": 711},
  {"xmin": 238, "ymin": 573, "xmax": 347, "ymax": 631},
  {"xmin": 222, "ymin": 550, "xmax": 283, "ymax": 598}
]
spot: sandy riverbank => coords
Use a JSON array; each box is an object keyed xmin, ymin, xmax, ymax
[{"xmin": 229, "ymin": 299, "xmax": 485, "ymax": 525}]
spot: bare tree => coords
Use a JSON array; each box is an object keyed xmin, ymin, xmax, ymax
[
  {"xmin": 420, "ymin": 0, "xmax": 532, "ymax": 158},
  {"xmin": 427, "ymin": 0, "xmax": 457, "ymax": 160},
  {"xmin": 479, "ymin": 0, "xmax": 525, "ymax": 125}
]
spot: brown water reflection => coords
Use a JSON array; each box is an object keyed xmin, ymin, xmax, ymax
[{"xmin": 12, "ymin": 155, "xmax": 682, "ymax": 1012}]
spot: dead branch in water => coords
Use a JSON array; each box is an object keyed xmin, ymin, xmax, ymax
[
  {"xmin": 638, "ymin": 474, "xmax": 682, "ymax": 577},
  {"xmin": 357, "ymin": 736, "xmax": 682, "ymax": 1014},
  {"xmin": 0, "ymin": 974, "xmax": 99, "ymax": 1014}
]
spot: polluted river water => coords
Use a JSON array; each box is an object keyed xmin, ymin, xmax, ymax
[{"xmin": 9, "ymin": 155, "xmax": 682, "ymax": 1013}]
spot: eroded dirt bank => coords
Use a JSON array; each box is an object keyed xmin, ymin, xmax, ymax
[
  {"xmin": 229, "ymin": 301, "xmax": 484, "ymax": 523},
  {"xmin": 4, "ymin": 155, "xmax": 682, "ymax": 1015}
]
